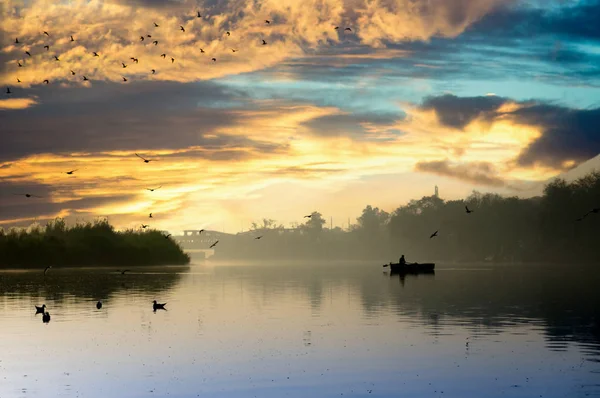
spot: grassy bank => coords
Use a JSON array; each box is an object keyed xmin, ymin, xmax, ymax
[{"xmin": 0, "ymin": 219, "xmax": 190, "ymax": 268}]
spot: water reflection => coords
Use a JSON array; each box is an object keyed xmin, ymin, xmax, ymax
[{"xmin": 0, "ymin": 263, "xmax": 598, "ymax": 398}]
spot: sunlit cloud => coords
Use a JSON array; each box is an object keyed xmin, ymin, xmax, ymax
[{"xmin": 0, "ymin": 97, "xmax": 38, "ymax": 109}]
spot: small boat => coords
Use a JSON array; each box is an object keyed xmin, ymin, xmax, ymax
[{"xmin": 383, "ymin": 262, "xmax": 435, "ymax": 273}]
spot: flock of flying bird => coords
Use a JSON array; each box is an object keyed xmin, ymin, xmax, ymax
[{"xmin": 4, "ymin": 10, "xmax": 354, "ymax": 94}]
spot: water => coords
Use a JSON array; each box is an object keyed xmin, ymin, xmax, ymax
[{"xmin": 1, "ymin": 262, "xmax": 599, "ymax": 398}]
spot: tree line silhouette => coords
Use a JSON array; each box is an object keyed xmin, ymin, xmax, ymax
[
  {"xmin": 0, "ymin": 219, "xmax": 190, "ymax": 268},
  {"xmin": 213, "ymin": 171, "xmax": 600, "ymax": 263}
]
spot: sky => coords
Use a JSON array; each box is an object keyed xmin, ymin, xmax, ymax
[{"xmin": 1, "ymin": 0, "xmax": 600, "ymax": 234}]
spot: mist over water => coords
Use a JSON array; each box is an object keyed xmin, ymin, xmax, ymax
[{"xmin": 1, "ymin": 262, "xmax": 598, "ymax": 398}]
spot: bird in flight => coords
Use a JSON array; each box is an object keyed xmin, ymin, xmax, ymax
[
  {"xmin": 83, "ymin": 76, "xmax": 89, "ymax": 81},
  {"xmin": 122, "ymin": 62, "xmax": 127, "ymax": 68},
  {"xmin": 140, "ymin": 36, "xmax": 145, "ymax": 41},
  {"xmin": 122, "ymin": 77, "xmax": 128, "ymax": 82},
  {"xmin": 71, "ymin": 70, "xmax": 76, "ymax": 75},
  {"xmin": 120, "ymin": 269, "xmax": 130, "ymax": 275},
  {"xmin": 430, "ymin": 230, "xmax": 438, "ymax": 239},
  {"xmin": 209, "ymin": 241, "xmax": 219, "ymax": 248},
  {"xmin": 345, "ymin": 27, "xmax": 352, "ymax": 31},
  {"xmin": 136, "ymin": 153, "xmax": 155, "ymax": 163},
  {"xmin": 200, "ymin": 48, "xmax": 205, "ymax": 53},
  {"xmin": 15, "ymin": 38, "xmax": 20, "ymax": 44},
  {"xmin": 6, "ymin": 87, "xmax": 11, "ymax": 94},
  {"xmin": 180, "ymin": 26, "xmax": 185, "ymax": 32},
  {"xmin": 211, "ymin": 58, "xmax": 216, "ymax": 62},
  {"xmin": 44, "ymin": 265, "xmax": 52, "ymax": 275},
  {"xmin": 265, "ymin": 20, "xmax": 270, "ymax": 24},
  {"xmin": 141, "ymin": 224, "xmax": 149, "ymax": 229},
  {"xmin": 149, "ymin": 213, "xmax": 153, "ymax": 218},
  {"xmin": 154, "ymin": 22, "xmax": 159, "ymax": 27},
  {"xmin": 44, "ymin": 31, "xmax": 50, "ymax": 36},
  {"xmin": 54, "ymin": 55, "xmax": 60, "ymax": 61},
  {"xmin": 16, "ymin": 78, "xmax": 21, "ymax": 83},
  {"xmin": 17, "ymin": 61, "xmax": 23, "ymax": 67},
  {"xmin": 151, "ymin": 69, "xmax": 156, "ymax": 74},
  {"xmin": 153, "ymin": 40, "xmax": 158, "ymax": 45},
  {"xmin": 25, "ymin": 51, "xmax": 31, "ymax": 57},
  {"xmin": 231, "ymin": 48, "xmax": 237, "ymax": 52},
  {"xmin": 255, "ymin": 236, "xmax": 263, "ymax": 240},
  {"xmin": 262, "ymin": 39, "xmax": 267, "ymax": 45},
  {"xmin": 164, "ymin": 233, "xmax": 172, "ymax": 239},
  {"xmin": 161, "ymin": 53, "xmax": 166, "ymax": 58},
  {"xmin": 304, "ymin": 214, "xmax": 312, "ymax": 218},
  {"xmin": 70, "ymin": 35, "xmax": 75, "ymax": 42},
  {"xmin": 465, "ymin": 206, "xmax": 474, "ymax": 214},
  {"xmin": 147, "ymin": 34, "xmax": 152, "ymax": 38},
  {"xmin": 65, "ymin": 169, "xmax": 78, "ymax": 175},
  {"xmin": 577, "ymin": 208, "xmax": 600, "ymax": 221},
  {"xmin": 131, "ymin": 57, "xmax": 139, "ymax": 63},
  {"xmin": 197, "ymin": 11, "xmax": 202, "ymax": 17},
  {"xmin": 44, "ymin": 45, "xmax": 49, "ymax": 51},
  {"xmin": 93, "ymin": 52, "xmax": 99, "ymax": 57},
  {"xmin": 146, "ymin": 186, "xmax": 162, "ymax": 192},
  {"xmin": 43, "ymin": 79, "xmax": 49, "ymax": 84},
  {"xmin": 226, "ymin": 31, "xmax": 231, "ymax": 36},
  {"xmin": 199, "ymin": 229, "xmax": 205, "ymax": 233},
  {"xmin": 14, "ymin": 193, "xmax": 42, "ymax": 198},
  {"xmin": 334, "ymin": 26, "xmax": 339, "ymax": 30},
  {"xmin": 171, "ymin": 57, "xmax": 175, "ymax": 63}
]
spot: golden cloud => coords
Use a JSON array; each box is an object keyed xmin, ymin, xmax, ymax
[{"xmin": 0, "ymin": 97, "xmax": 38, "ymax": 109}]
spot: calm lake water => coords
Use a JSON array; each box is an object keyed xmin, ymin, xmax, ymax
[{"xmin": 1, "ymin": 262, "xmax": 599, "ymax": 398}]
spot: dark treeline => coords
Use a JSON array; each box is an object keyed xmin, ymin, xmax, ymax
[
  {"xmin": 0, "ymin": 219, "xmax": 190, "ymax": 268},
  {"xmin": 213, "ymin": 171, "xmax": 600, "ymax": 263}
]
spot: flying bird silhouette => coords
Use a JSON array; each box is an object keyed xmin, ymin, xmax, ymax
[
  {"xmin": 211, "ymin": 58, "xmax": 216, "ymax": 62},
  {"xmin": 161, "ymin": 53, "xmax": 166, "ymax": 58},
  {"xmin": 262, "ymin": 39, "xmax": 267, "ymax": 45},
  {"xmin": 164, "ymin": 233, "xmax": 172, "ymax": 239},
  {"xmin": 231, "ymin": 48, "xmax": 237, "ymax": 52},
  {"xmin": 44, "ymin": 31, "xmax": 50, "ymax": 36},
  {"xmin": 136, "ymin": 153, "xmax": 155, "ymax": 163},
  {"xmin": 465, "ymin": 206, "xmax": 474, "ymax": 214},
  {"xmin": 180, "ymin": 26, "xmax": 185, "ymax": 32},
  {"xmin": 122, "ymin": 62, "xmax": 127, "ymax": 68},
  {"xmin": 71, "ymin": 70, "xmax": 76, "ymax": 75},
  {"xmin": 149, "ymin": 213, "xmax": 153, "ymax": 218},
  {"xmin": 430, "ymin": 230, "xmax": 438, "ymax": 239},
  {"xmin": 200, "ymin": 48, "xmax": 205, "ymax": 53},
  {"xmin": 226, "ymin": 31, "xmax": 231, "ymax": 36},
  {"xmin": 44, "ymin": 265, "xmax": 52, "ymax": 275},
  {"xmin": 197, "ymin": 11, "xmax": 202, "ymax": 17},
  {"xmin": 15, "ymin": 193, "xmax": 41, "ymax": 198},
  {"xmin": 265, "ymin": 20, "xmax": 270, "ymax": 24},
  {"xmin": 147, "ymin": 34, "xmax": 152, "ymax": 38},
  {"xmin": 119, "ymin": 269, "xmax": 130, "ymax": 275},
  {"xmin": 44, "ymin": 45, "xmax": 49, "ymax": 51},
  {"xmin": 345, "ymin": 27, "xmax": 352, "ymax": 31},
  {"xmin": 6, "ymin": 87, "xmax": 11, "ymax": 94},
  {"xmin": 171, "ymin": 57, "xmax": 175, "ymax": 63},
  {"xmin": 146, "ymin": 186, "xmax": 162, "ymax": 192},
  {"xmin": 16, "ymin": 78, "xmax": 21, "ymax": 83},
  {"xmin": 153, "ymin": 40, "xmax": 158, "ymax": 45},
  {"xmin": 70, "ymin": 35, "xmax": 75, "ymax": 42},
  {"xmin": 140, "ymin": 36, "xmax": 145, "ymax": 41},
  {"xmin": 255, "ymin": 236, "xmax": 263, "ymax": 240},
  {"xmin": 25, "ymin": 51, "xmax": 31, "ymax": 57},
  {"xmin": 66, "ymin": 169, "xmax": 78, "ymax": 174},
  {"xmin": 209, "ymin": 241, "xmax": 219, "ymax": 248},
  {"xmin": 153, "ymin": 300, "xmax": 166, "ymax": 311},
  {"xmin": 304, "ymin": 214, "xmax": 312, "ymax": 218},
  {"xmin": 154, "ymin": 22, "xmax": 159, "ymax": 27},
  {"xmin": 83, "ymin": 76, "xmax": 89, "ymax": 81},
  {"xmin": 334, "ymin": 26, "xmax": 339, "ymax": 30},
  {"xmin": 122, "ymin": 77, "xmax": 128, "ymax": 82},
  {"xmin": 199, "ymin": 229, "xmax": 205, "ymax": 233},
  {"xmin": 151, "ymin": 69, "xmax": 156, "ymax": 74},
  {"xmin": 54, "ymin": 55, "xmax": 59, "ymax": 61},
  {"xmin": 93, "ymin": 52, "xmax": 99, "ymax": 57},
  {"xmin": 141, "ymin": 224, "xmax": 149, "ymax": 229},
  {"xmin": 43, "ymin": 79, "xmax": 49, "ymax": 84},
  {"xmin": 17, "ymin": 61, "xmax": 23, "ymax": 67},
  {"xmin": 15, "ymin": 38, "xmax": 20, "ymax": 44},
  {"xmin": 131, "ymin": 57, "xmax": 139, "ymax": 63}
]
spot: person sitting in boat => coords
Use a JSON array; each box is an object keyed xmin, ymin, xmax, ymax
[{"xmin": 399, "ymin": 255, "xmax": 406, "ymax": 265}]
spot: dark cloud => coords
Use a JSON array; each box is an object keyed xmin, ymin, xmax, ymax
[
  {"xmin": 301, "ymin": 113, "xmax": 401, "ymax": 139},
  {"xmin": 421, "ymin": 94, "xmax": 506, "ymax": 129},
  {"xmin": 415, "ymin": 159, "xmax": 505, "ymax": 187},
  {"xmin": 418, "ymin": 94, "xmax": 600, "ymax": 169},
  {"xmin": 0, "ymin": 180, "xmax": 135, "ymax": 222},
  {"xmin": 0, "ymin": 80, "xmax": 288, "ymax": 162}
]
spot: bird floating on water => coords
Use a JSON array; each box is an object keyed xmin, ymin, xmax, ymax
[
  {"xmin": 42, "ymin": 312, "xmax": 51, "ymax": 323},
  {"xmin": 153, "ymin": 300, "xmax": 166, "ymax": 311},
  {"xmin": 35, "ymin": 304, "xmax": 46, "ymax": 314},
  {"xmin": 96, "ymin": 301, "xmax": 102, "ymax": 309}
]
